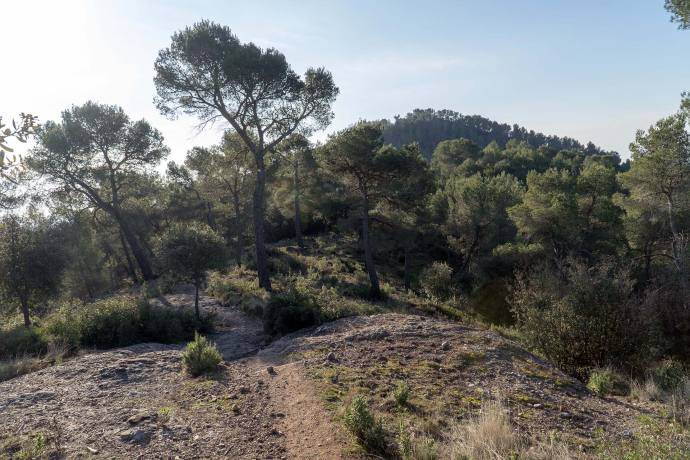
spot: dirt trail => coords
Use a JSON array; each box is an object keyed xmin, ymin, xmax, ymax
[{"xmin": 0, "ymin": 287, "xmax": 357, "ymax": 460}]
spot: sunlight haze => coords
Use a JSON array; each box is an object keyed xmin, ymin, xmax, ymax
[{"xmin": 3, "ymin": 0, "xmax": 689, "ymax": 162}]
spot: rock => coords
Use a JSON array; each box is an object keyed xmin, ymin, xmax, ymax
[
  {"xmin": 120, "ymin": 429, "xmax": 150, "ymax": 444},
  {"xmin": 533, "ymin": 404, "xmax": 542, "ymax": 409},
  {"xmin": 86, "ymin": 446, "xmax": 99, "ymax": 454},
  {"xmin": 327, "ymin": 352, "xmax": 336, "ymax": 361},
  {"xmin": 441, "ymin": 341, "xmax": 450, "ymax": 350},
  {"xmin": 266, "ymin": 366, "xmax": 274, "ymax": 373},
  {"xmin": 127, "ymin": 413, "xmax": 150, "ymax": 424},
  {"xmin": 560, "ymin": 412, "xmax": 571, "ymax": 419},
  {"xmin": 232, "ymin": 404, "xmax": 240, "ymax": 412},
  {"xmin": 239, "ymin": 386, "xmax": 249, "ymax": 393}
]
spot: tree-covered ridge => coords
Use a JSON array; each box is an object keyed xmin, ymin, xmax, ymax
[{"xmin": 382, "ymin": 108, "xmax": 617, "ymax": 160}]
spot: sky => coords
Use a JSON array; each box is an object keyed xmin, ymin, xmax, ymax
[{"xmin": 2, "ymin": 0, "xmax": 689, "ymax": 165}]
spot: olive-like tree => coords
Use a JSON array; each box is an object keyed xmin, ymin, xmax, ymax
[
  {"xmin": 156, "ymin": 223, "xmax": 230, "ymax": 317},
  {"xmin": 0, "ymin": 215, "xmax": 66, "ymax": 327},
  {"xmin": 0, "ymin": 113, "xmax": 38, "ymax": 178},
  {"xmin": 320, "ymin": 122, "xmax": 431, "ymax": 296},
  {"xmin": 29, "ymin": 102, "xmax": 169, "ymax": 281},
  {"xmin": 153, "ymin": 20, "xmax": 339, "ymax": 291}
]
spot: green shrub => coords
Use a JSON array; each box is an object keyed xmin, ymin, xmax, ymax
[
  {"xmin": 0, "ymin": 326, "xmax": 49, "ymax": 359},
  {"xmin": 263, "ymin": 279, "xmax": 322, "ymax": 336},
  {"xmin": 343, "ymin": 395, "xmax": 387, "ymax": 453},
  {"xmin": 587, "ymin": 368, "xmax": 628, "ymax": 396},
  {"xmin": 70, "ymin": 297, "xmax": 214, "ymax": 349},
  {"xmin": 655, "ymin": 360, "xmax": 685, "ymax": 391},
  {"xmin": 392, "ymin": 381, "xmax": 410, "ymax": 407},
  {"xmin": 344, "ymin": 395, "xmax": 374, "ymax": 439},
  {"xmin": 396, "ymin": 422, "xmax": 413, "ymax": 460},
  {"xmin": 182, "ymin": 332, "xmax": 222, "ymax": 376},
  {"xmin": 1, "ymin": 296, "xmax": 215, "ymax": 364},
  {"xmin": 262, "ymin": 273, "xmax": 383, "ymax": 337},
  {"xmin": 419, "ymin": 262, "xmax": 454, "ymax": 301},
  {"xmin": 157, "ymin": 408, "xmax": 171, "ymax": 427},
  {"xmin": 509, "ymin": 259, "xmax": 657, "ymax": 379}
]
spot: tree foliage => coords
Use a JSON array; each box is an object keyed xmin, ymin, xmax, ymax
[
  {"xmin": 156, "ymin": 223, "xmax": 230, "ymax": 316},
  {"xmin": 666, "ymin": 0, "xmax": 690, "ymax": 29},
  {"xmin": 320, "ymin": 122, "xmax": 432, "ymax": 296},
  {"xmin": 153, "ymin": 19, "xmax": 339, "ymax": 291},
  {"xmin": 0, "ymin": 215, "xmax": 66, "ymax": 327},
  {"xmin": 383, "ymin": 109, "xmax": 615, "ymax": 160},
  {"xmin": 29, "ymin": 102, "xmax": 169, "ymax": 281}
]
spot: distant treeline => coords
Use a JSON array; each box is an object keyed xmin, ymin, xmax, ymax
[{"xmin": 382, "ymin": 108, "xmax": 616, "ymax": 160}]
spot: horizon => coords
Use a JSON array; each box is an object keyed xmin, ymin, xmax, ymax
[{"xmin": 3, "ymin": 0, "xmax": 689, "ymax": 164}]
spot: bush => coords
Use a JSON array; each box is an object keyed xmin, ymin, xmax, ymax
[
  {"xmin": 587, "ymin": 368, "xmax": 628, "ymax": 396},
  {"xmin": 182, "ymin": 332, "xmax": 222, "ymax": 376},
  {"xmin": 262, "ymin": 274, "xmax": 383, "ymax": 337},
  {"xmin": 0, "ymin": 296, "xmax": 215, "ymax": 363},
  {"xmin": 509, "ymin": 258, "xmax": 657, "ymax": 379},
  {"xmin": 655, "ymin": 360, "xmax": 685, "ymax": 391},
  {"xmin": 392, "ymin": 381, "xmax": 410, "ymax": 407},
  {"xmin": 419, "ymin": 262, "xmax": 454, "ymax": 301},
  {"xmin": 343, "ymin": 396, "xmax": 387, "ymax": 453},
  {"xmin": 0, "ymin": 326, "xmax": 49, "ymax": 360},
  {"xmin": 263, "ymin": 278, "xmax": 322, "ymax": 336}
]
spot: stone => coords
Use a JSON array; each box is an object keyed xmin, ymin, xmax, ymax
[
  {"xmin": 533, "ymin": 404, "xmax": 542, "ymax": 409},
  {"xmin": 441, "ymin": 342, "xmax": 450, "ymax": 350},
  {"xmin": 266, "ymin": 366, "xmax": 274, "ymax": 373},
  {"xmin": 120, "ymin": 429, "xmax": 149, "ymax": 444},
  {"xmin": 327, "ymin": 352, "xmax": 336, "ymax": 361},
  {"xmin": 127, "ymin": 413, "xmax": 150, "ymax": 424},
  {"xmin": 560, "ymin": 412, "xmax": 570, "ymax": 419},
  {"xmin": 86, "ymin": 446, "xmax": 99, "ymax": 454}
]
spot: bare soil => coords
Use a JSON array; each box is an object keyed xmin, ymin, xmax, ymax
[{"xmin": 0, "ymin": 286, "xmax": 658, "ymax": 459}]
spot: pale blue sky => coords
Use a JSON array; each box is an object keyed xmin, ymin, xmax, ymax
[{"xmin": 3, "ymin": 0, "xmax": 688, "ymax": 163}]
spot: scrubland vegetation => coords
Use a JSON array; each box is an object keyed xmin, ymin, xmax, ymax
[{"xmin": 2, "ymin": 4, "xmax": 690, "ymax": 458}]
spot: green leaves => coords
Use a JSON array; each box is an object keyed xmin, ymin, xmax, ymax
[
  {"xmin": 154, "ymin": 20, "xmax": 338, "ymax": 145},
  {"xmin": 666, "ymin": 0, "xmax": 690, "ymax": 29},
  {"xmin": 0, "ymin": 113, "xmax": 37, "ymax": 178},
  {"xmin": 155, "ymin": 223, "xmax": 230, "ymax": 286}
]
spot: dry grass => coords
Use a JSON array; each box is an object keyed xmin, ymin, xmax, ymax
[
  {"xmin": 0, "ymin": 354, "xmax": 35, "ymax": 382},
  {"xmin": 0, "ymin": 340, "xmax": 68, "ymax": 383},
  {"xmin": 629, "ymin": 373, "xmax": 662, "ymax": 402},
  {"xmin": 439, "ymin": 399, "xmax": 581, "ymax": 460}
]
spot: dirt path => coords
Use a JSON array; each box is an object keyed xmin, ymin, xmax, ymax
[{"xmin": 0, "ymin": 287, "xmax": 356, "ymax": 460}]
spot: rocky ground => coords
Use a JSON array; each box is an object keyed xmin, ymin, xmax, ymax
[{"xmin": 0, "ymin": 286, "xmax": 659, "ymax": 459}]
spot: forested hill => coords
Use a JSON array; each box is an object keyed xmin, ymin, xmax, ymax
[{"xmin": 382, "ymin": 108, "xmax": 616, "ymax": 160}]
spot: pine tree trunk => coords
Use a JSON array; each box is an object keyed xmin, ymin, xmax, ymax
[
  {"xmin": 294, "ymin": 161, "xmax": 304, "ymax": 249},
  {"xmin": 361, "ymin": 194, "xmax": 380, "ymax": 297},
  {"xmin": 207, "ymin": 202, "xmax": 215, "ymax": 230},
  {"xmin": 404, "ymin": 243, "xmax": 411, "ymax": 292},
  {"xmin": 21, "ymin": 299, "xmax": 30, "ymax": 328},
  {"xmin": 119, "ymin": 221, "xmax": 154, "ymax": 281},
  {"xmin": 195, "ymin": 284, "xmax": 200, "ymax": 318},
  {"xmin": 253, "ymin": 154, "xmax": 272, "ymax": 291},
  {"xmin": 233, "ymin": 190, "xmax": 243, "ymax": 268},
  {"xmin": 78, "ymin": 258, "xmax": 94, "ymax": 299},
  {"xmin": 119, "ymin": 228, "xmax": 139, "ymax": 284},
  {"xmin": 667, "ymin": 197, "xmax": 688, "ymax": 296}
]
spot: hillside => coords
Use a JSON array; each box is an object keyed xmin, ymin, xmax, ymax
[
  {"xmin": 1, "ymin": 284, "xmax": 682, "ymax": 459},
  {"xmin": 382, "ymin": 109, "xmax": 615, "ymax": 159}
]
